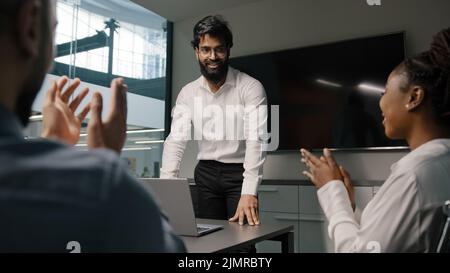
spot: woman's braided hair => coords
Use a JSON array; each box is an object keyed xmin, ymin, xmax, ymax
[{"xmin": 401, "ymin": 28, "xmax": 450, "ymax": 123}]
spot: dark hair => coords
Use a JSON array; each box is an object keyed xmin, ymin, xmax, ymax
[
  {"xmin": 397, "ymin": 28, "xmax": 450, "ymax": 124},
  {"xmin": 191, "ymin": 15, "xmax": 233, "ymax": 49},
  {"xmin": 0, "ymin": 0, "xmax": 23, "ymax": 35}
]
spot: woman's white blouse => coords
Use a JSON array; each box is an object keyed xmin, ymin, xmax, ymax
[{"xmin": 318, "ymin": 138, "xmax": 450, "ymax": 252}]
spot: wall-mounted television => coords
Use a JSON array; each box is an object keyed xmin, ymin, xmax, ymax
[{"xmin": 230, "ymin": 32, "xmax": 407, "ymax": 151}]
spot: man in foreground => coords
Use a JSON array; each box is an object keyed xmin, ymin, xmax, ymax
[{"xmin": 0, "ymin": 0, "xmax": 185, "ymax": 252}]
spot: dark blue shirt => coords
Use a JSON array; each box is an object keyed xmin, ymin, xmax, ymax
[{"xmin": 0, "ymin": 105, "xmax": 185, "ymax": 252}]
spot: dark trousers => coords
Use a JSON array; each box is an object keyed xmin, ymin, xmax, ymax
[
  {"xmin": 194, "ymin": 160, "xmax": 256, "ymax": 253},
  {"xmin": 194, "ymin": 160, "xmax": 244, "ymax": 220}
]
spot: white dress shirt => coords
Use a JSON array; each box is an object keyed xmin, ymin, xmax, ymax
[
  {"xmin": 161, "ymin": 67, "xmax": 267, "ymax": 195},
  {"xmin": 318, "ymin": 138, "xmax": 450, "ymax": 252}
]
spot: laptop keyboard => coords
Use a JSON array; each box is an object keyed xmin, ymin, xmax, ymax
[{"xmin": 197, "ymin": 226, "xmax": 210, "ymax": 233}]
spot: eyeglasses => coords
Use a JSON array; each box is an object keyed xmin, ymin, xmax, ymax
[{"xmin": 198, "ymin": 46, "xmax": 227, "ymax": 58}]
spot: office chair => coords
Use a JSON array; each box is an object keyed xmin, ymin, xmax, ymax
[{"xmin": 437, "ymin": 200, "xmax": 450, "ymax": 253}]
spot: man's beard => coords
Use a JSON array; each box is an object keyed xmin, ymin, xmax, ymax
[
  {"xmin": 199, "ymin": 59, "xmax": 229, "ymax": 84},
  {"xmin": 15, "ymin": 2, "xmax": 51, "ymax": 127},
  {"xmin": 15, "ymin": 64, "xmax": 47, "ymax": 127}
]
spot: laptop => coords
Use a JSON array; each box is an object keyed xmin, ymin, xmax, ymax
[{"xmin": 140, "ymin": 178, "xmax": 223, "ymax": 237}]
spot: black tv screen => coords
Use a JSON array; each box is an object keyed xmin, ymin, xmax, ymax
[{"xmin": 230, "ymin": 32, "xmax": 407, "ymax": 151}]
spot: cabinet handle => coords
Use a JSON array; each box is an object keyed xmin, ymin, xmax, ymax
[
  {"xmin": 274, "ymin": 215, "xmax": 300, "ymax": 221},
  {"xmin": 258, "ymin": 187, "xmax": 279, "ymax": 193},
  {"xmin": 299, "ymin": 216, "xmax": 325, "ymax": 222}
]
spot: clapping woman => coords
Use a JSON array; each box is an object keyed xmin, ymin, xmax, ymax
[{"xmin": 301, "ymin": 28, "xmax": 450, "ymax": 252}]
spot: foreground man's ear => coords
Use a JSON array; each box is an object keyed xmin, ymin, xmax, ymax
[{"xmin": 16, "ymin": 0, "xmax": 44, "ymax": 58}]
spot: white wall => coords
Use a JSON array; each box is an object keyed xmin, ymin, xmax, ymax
[
  {"xmin": 33, "ymin": 74, "xmax": 165, "ymax": 129},
  {"xmin": 171, "ymin": 0, "xmax": 450, "ymax": 180}
]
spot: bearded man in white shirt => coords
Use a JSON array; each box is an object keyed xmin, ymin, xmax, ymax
[{"xmin": 161, "ymin": 15, "xmax": 267, "ymax": 229}]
